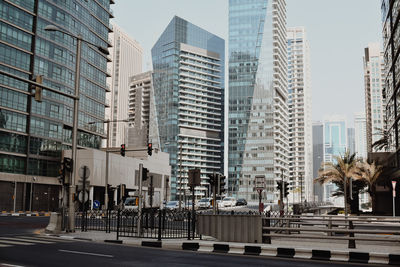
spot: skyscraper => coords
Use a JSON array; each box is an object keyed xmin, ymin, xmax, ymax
[
  {"xmin": 381, "ymin": 0, "xmax": 399, "ymax": 160},
  {"xmin": 287, "ymin": 27, "xmax": 312, "ymax": 202},
  {"xmin": 106, "ymin": 23, "xmax": 142, "ymax": 147},
  {"xmin": 323, "ymin": 115, "xmax": 347, "ymax": 202},
  {"xmin": 228, "ymin": 0, "xmax": 288, "ymax": 201},
  {"xmin": 347, "ymin": 128, "xmax": 355, "ymax": 155},
  {"xmin": 354, "ymin": 112, "xmax": 367, "ymax": 159},
  {"xmin": 312, "ymin": 122, "xmax": 324, "ymax": 202},
  {"xmin": 363, "ymin": 43, "xmax": 385, "ymax": 153},
  {"xmin": 0, "ymin": 0, "xmax": 113, "ymax": 211},
  {"xmin": 151, "ymin": 16, "xmax": 225, "ymax": 200}
]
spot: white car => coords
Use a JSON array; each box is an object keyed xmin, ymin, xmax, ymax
[
  {"xmin": 197, "ymin": 198, "xmax": 212, "ymax": 209},
  {"xmin": 221, "ymin": 197, "xmax": 236, "ymax": 208}
]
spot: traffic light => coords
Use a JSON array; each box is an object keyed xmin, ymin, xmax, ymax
[
  {"xmin": 120, "ymin": 144, "xmax": 126, "ymax": 157},
  {"xmin": 219, "ymin": 175, "xmax": 226, "ymax": 195},
  {"xmin": 63, "ymin": 157, "xmax": 73, "ymax": 172},
  {"xmin": 276, "ymin": 181, "xmax": 282, "ymax": 193},
  {"xmin": 58, "ymin": 163, "xmax": 65, "ymax": 184},
  {"xmin": 142, "ymin": 167, "xmax": 149, "ymax": 181},
  {"xmin": 147, "ymin": 143, "xmax": 153, "ymax": 156},
  {"xmin": 284, "ymin": 181, "xmax": 289, "ymax": 197},
  {"xmin": 34, "ymin": 75, "xmax": 43, "ymax": 102},
  {"xmin": 208, "ymin": 173, "xmax": 216, "ymax": 186}
]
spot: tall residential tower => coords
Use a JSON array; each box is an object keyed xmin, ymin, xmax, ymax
[
  {"xmin": 228, "ymin": 0, "xmax": 288, "ymax": 201},
  {"xmin": 151, "ymin": 16, "xmax": 225, "ymax": 200},
  {"xmin": 287, "ymin": 27, "xmax": 312, "ymax": 202}
]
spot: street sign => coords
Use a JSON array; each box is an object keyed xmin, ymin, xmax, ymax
[
  {"xmin": 393, "ymin": 181, "xmax": 397, "ymax": 197},
  {"xmin": 78, "ymin": 165, "xmax": 90, "ymax": 180},
  {"xmin": 93, "ymin": 200, "xmax": 100, "ymax": 209},
  {"xmin": 255, "ymin": 175, "xmax": 265, "ymax": 191},
  {"xmin": 78, "ymin": 190, "xmax": 89, "ymax": 203}
]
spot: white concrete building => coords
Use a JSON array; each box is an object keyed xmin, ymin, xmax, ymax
[
  {"xmin": 363, "ymin": 43, "xmax": 385, "ymax": 153},
  {"xmin": 106, "ymin": 23, "xmax": 143, "ymax": 147},
  {"xmin": 354, "ymin": 112, "xmax": 367, "ymax": 159},
  {"xmin": 287, "ymin": 27, "xmax": 313, "ymax": 202}
]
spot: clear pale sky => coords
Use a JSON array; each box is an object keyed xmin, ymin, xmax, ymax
[{"xmin": 113, "ymin": 0, "xmax": 382, "ymax": 125}]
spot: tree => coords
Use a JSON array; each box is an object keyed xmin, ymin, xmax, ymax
[
  {"xmin": 358, "ymin": 161, "xmax": 383, "ymax": 213},
  {"xmin": 315, "ymin": 150, "xmax": 364, "ymax": 214},
  {"xmin": 372, "ymin": 126, "xmax": 389, "ymax": 152}
]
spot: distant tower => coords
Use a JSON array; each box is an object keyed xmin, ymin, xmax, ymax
[
  {"xmin": 287, "ymin": 27, "xmax": 313, "ymax": 202},
  {"xmin": 354, "ymin": 112, "xmax": 367, "ymax": 159},
  {"xmin": 312, "ymin": 122, "xmax": 324, "ymax": 202},
  {"xmin": 363, "ymin": 43, "xmax": 385, "ymax": 153},
  {"xmin": 107, "ymin": 23, "xmax": 143, "ymax": 148},
  {"xmin": 347, "ymin": 128, "xmax": 355, "ymax": 155}
]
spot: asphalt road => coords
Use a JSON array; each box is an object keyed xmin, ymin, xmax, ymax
[{"xmin": 0, "ymin": 216, "xmax": 372, "ymax": 267}]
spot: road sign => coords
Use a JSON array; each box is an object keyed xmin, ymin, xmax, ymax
[
  {"xmin": 78, "ymin": 190, "xmax": 89, "ymax": 203},
  {"xmin": 78, "ymin": 165, "xmax": 90, "ymax": 180},
  {"xmin": 93, "ymin": 200, "xmax": 100, "ymax": 209},
  {"xmin": 393, "ymin": 181, "xmax": 397, "ymax": 197}
]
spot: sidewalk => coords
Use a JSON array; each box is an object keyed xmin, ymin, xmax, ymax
[
  {"xmin": 1, "ymin": 211, "xmax": 51, "ymax": 217},
  {"xmin": 49, "ymin": 230, "xmax": 400, "ymax": 265}
]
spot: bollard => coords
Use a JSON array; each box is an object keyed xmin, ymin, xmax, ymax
[
  {"xmin": 158, "ymin": 209, "xmax": 162, "ymax": 241},
  {"xmin": 348, "ymin": 220, "xmax": 356, "ymax": 249}
]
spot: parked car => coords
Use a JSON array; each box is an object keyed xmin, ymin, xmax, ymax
[
  {"xmin": 221, "ymin": 197, "xmax": 236, "ymax": 207},
  {"xmin": 165, "ymin": 201, "xmax": 181, "ymax": 210},
  {"xmin": 197, "ymin": 198, "xmax": 212, "ymax": 209},
  {"xmin": 236, "ymin": 198, "xmax": 247, "ymax": 206}
]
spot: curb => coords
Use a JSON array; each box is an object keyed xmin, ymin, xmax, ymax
[
  {"xmin": 104, "ymin": 239, "xmax": 400, "ymax": 265},
  {"xmin": 1, "ymin": 212, "xmax": 51, "ymax": 217}
]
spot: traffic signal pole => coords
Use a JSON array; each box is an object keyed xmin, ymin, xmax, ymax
[
  {"xmin": 213, "ymin": 172, "xmax": 217, "ymax": 215},
  {"xmin": 137, "ymin": 163, "xmax": 143, "ymax": 236}
]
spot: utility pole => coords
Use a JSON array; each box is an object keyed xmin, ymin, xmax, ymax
[
  {"xmin": 179, "ymin": 141, "xmax": 183, "ymax": 210},
  {"xmin": 300, "ymin": 173, "xmax": 303, "ymax": 203},
  {"xmin": 105, "ymin": 121, "xmax": 110, "ymax": 210},
  {"xmin": 213, "ymin": 172, "xmax": 217, "ymax": 215},
  {"xmin": 280, "ymin": 169, "xmax": 284, "ymax": 215}
]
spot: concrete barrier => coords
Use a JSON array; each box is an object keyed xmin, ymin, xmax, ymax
[
  {"xmin": 45, "ymin": 212, "xmax": 62, "ymax": 234},
  {"xmin": 197, "ymin": 214, "xmax": 262, "ymax": 243}
]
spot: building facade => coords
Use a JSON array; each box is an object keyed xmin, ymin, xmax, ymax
[
  {"xmin": 312, "ymin": 122, "xmax": 324, "ymax": 202},
  {"xmin": 354, "ymin": 112, "xmax": 367, "ymax": 159},
  {"xmin": 228, "ymin": 0, "xmax": 288, "ymax": 202},
  {"xmin": 151, "ymin": 16, "xmax": 225, "ymax": 200},
  {"xmin": 323, "ymin": 115, "xmax": 347, "ymax": 203},
  {"xmin": 363, "ymin": 43, "xmax": 386, "ymax": 153},
  {"xmin": 347, "ymin": 128, "xmax": 355, "ymax": 155},
  {"xmin": 381, "ymin": 0, "xmax": 400, "ymax": 160},
  {"xmin": 106, "ymin": 23, "xmax": 142, "ymax": 148},
  {"xmin": 287, "ymin": 27, "xmax": 312, "ymax": 202},
  {"xmin": 0, "ymin": 0, "xmax": 113, "ymax": 211}
]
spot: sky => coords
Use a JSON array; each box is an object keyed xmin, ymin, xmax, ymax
[{"xmin": 112, "ymin": 0, "xmax": 383, "ymax": 126}]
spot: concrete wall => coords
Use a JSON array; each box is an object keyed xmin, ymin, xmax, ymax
[{"xmin": 197, "ymin": 214, "xmax": 262, "ymax": 243}]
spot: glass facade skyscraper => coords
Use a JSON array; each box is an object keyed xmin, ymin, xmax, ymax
[
  {"xmin": 228, "ymin": 0, "xmax": 288, "ymax": 201},
  {"xmin": 151, "ymin": 16, "xmax": 225, "ymax": 200},
  {"xmin": 0, "ymin": 0, "xmax": 113, "ymax": 211}
]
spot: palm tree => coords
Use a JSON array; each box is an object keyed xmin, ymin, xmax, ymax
[
  {"xmin": 372, "ymin": 127, "xmax": 389, "ymax": 152},
  {"xmin": 359, "ymin": 161, "xmax": 383, "ymax": 213},
  {"xmin": 315, "ymin": 150, "xmax": 363, "ymax": 214}
]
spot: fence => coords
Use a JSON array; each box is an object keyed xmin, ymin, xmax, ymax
[
  {"xmin": 75, "ymin": 208, "xmax": 200, "ymax": 240},
  {"xmin": 262, "ymin": 213, "xmax": 400, "ymax": 248}
]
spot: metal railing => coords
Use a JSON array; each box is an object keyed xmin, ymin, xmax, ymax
[
  {"xmin": 262, "ymin": 213, "xmax": 400, "ymax": 248},
  {"xmin": 74, "ymin": 208, "xmax": 200, "ymax": 240}
]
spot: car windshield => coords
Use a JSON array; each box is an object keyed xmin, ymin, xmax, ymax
[
  {"xmin": 166, "ymin": 201, "xmax": 177, "ymax": 206},
  {"xmin": 224, "ymin": 198, "xmax": 234, "ymax": 201},
  {"xmin": 124, "ymin": 198, "xmax": 136, "ymax": 206},
  {"xmin": 199, "ymin": 199, "xmax": 209, "ymax": 202}
]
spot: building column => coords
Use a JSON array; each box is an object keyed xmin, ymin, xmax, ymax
[{"xmin": 89, "ymin": 186, "xmax": 94, "ymax": 210}]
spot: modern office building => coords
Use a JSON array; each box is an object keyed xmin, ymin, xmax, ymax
[
  {"xmin": 363, "ymin": 43, "xmax": 386, "ymax": 153},
  {"xmin": 347, "ymin": 128, "xmax": 355, "ymax": 155},
  {"xmin": 323, "ymin": 115, "xmax": 347, "ymax": 202},
  {"xmin": 287, "ymin": 27, "xmax": 312, "ymax": 203},
  {"xmin": 354, "ymin": 112, "xmax": 367, "ymax": 159},
  {"xmin": 381, "ymin": 0, "xmax": 400, "ymax": 159},
  {"xmin": 228, "ymin": 0, "xmax": 288, "ymax": 202},
  {"xmin": 0, "ymin": 0, "xmax": 113, "ymax": 211},
  {"xmin": 106, "ymin": 23, "xmax": 142, "ymax": 148},
  {"xmin": 127, "ymin": 71, "xmax": 160, "ymax": 152},
  {"xmin": 151, "ymin": 16, "xmax": 225, "ymax": 200},
  {"xmin": 312, "ymin": 122, "xmax": 324, "ymax": 202}
]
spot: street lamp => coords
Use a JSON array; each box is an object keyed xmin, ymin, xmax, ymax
[
  {"xmin": 45, "ymin": 24, "xmax": 109, "ymax": 232},
  {"xmin": 88, "ymin": 119, "xmax": 128, "ymax": 210}
]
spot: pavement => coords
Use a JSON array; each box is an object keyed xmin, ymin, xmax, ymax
[
  {"xmin": 1, "ymin": 211, "xmax": 51, "ymax": 217},
  {"xmin": 48, "ymin": 230, "xmax": 400, "ymax": 265}
]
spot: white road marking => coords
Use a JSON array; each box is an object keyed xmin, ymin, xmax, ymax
[
  {"xmin": 23, "ymin": 236, "xmax": 73, "ymax": 242},
  {"xmin": 0, "ymin": 263, "xmax": 26, "ymax": 267},
  {"xmin": 0, "ymin": 239, "xmax": 34, "ymax": 246},
  {"xmin": 58, "ymin": 249, "xmax": 114, "ymax": 258},
  {"xmin": 3, "ymin": 237, "xmax": 53, "ymax": 244},
  {"xmin": 0, "ymin": 244, "xmax": 12, "ymax": 247}
]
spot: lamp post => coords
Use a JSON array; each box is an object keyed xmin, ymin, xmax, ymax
[
  {"xmin": 45, "ymin": 25, "xmax": 109, "ymax": 232},
  {"xmin": 88, "ymin": 119, "xmax": 128, "ymax": 210}
]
